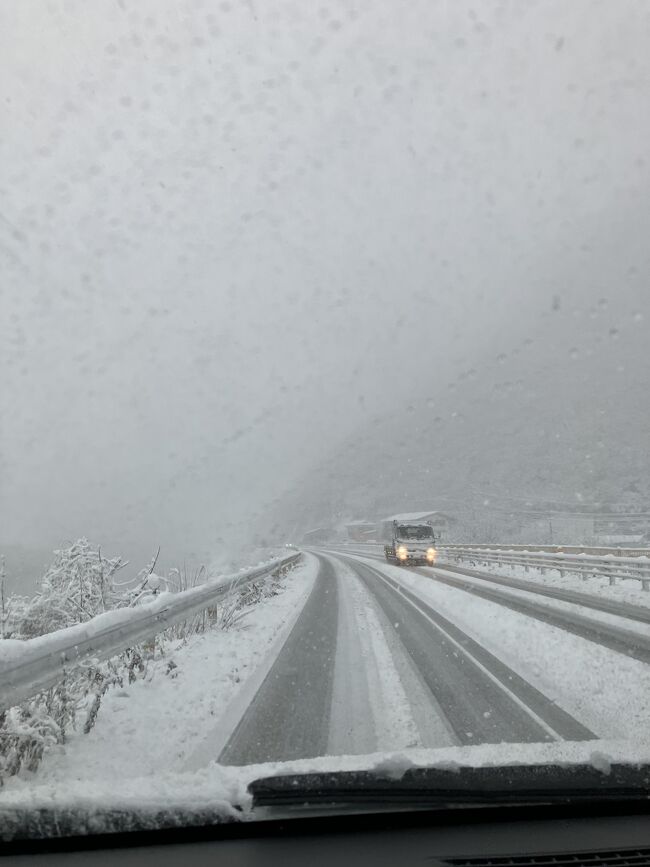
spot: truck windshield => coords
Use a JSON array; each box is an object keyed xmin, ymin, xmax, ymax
[{"xmin": 396, "ymin": 525, "xmax": 434, "ymax": 540}]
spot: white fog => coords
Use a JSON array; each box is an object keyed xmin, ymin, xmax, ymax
[{"xmin": 1, "ymin": 0, "xmax": 649, "ymax": 583}]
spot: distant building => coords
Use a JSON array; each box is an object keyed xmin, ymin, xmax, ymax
[
  {"xmin": 596, "ymin": 534, "xmax": 646, "ymax": 547},
  {"xmin": 594, "ymin": 514, "xmax": 650, "ymax": 539},
  {"xmin": 345, "ymin": 520, "xmax": 377, "ymax": 542},
  {"xmin": 301, "ymin": 527, "xmax": 334, "ymax": 545},
  {"xmin": 523, "ymin": 512, "xmax": 650, "ymax": 546},
  {"xmin": 542, "ymin": 514, "xmax": 596, "ymax": 544},
  {"xmin": 378, "ymin": 511, "xmax": 454, "ymax": 542}
]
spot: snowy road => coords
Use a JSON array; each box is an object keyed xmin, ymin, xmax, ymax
[
  {"xmin": 428, "ymin": 561, "xmax": 650, "ymax": 624},
  {"xmin": 15, "ymin": 550, "xmax": 650, "ymax": 795},
  {"xmin": 345, "ymin": 557, "xmax": 594, "ymax": 744},
  {"xmin": 219, "ymin": 556, "xmax": 338, "ymax": 765},
  {"xmin": 343, "ymin": 551, "xmax": 650, "ymax": 664},
  {"xmin": 217, "ymin": 551, "xmax": 631, "ymax": 766}
]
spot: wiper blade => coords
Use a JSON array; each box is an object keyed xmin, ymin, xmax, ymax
[{"xmin": 250, "ymin": 763, "xmax": 650, "ymax": 809}]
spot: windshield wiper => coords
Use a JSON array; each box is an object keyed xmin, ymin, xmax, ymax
[{"xmin": 250, "ymin": 763, "xmax": 650, "ymax": 809}]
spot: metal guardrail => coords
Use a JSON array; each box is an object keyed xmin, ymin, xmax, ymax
[
  {"xmin": 438, "ymin": 543, "xmax": 650, "ymax": 557},
  {"xmin": 330, "ymin": 541, "xmax": 650, "ymax": 591},
  {"xmin": 0, "ymin": 553, "xmax": 301, "ymax": 713},
  {"xmin": 436, "ymin": 545, "xmax": 650, "ymax": 591}
]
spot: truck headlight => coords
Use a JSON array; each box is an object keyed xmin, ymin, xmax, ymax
[
  {"xmin": 397, "ymin": 545, "xmax": 408, "ymax": 559},
  {"xmin": 426, "ymin": 547, "xmax": 437, "ymax": 561}
]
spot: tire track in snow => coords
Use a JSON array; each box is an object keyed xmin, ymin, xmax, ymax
[
  {"xmin": 339, "ymin": 555, "xmax": 595, "ymax": 745},
  {"xmin": 325, "ymin": 555, "xmax": 456, "ymax": 754},
  {"xmin": 327, "ymin": 548, "xmax": 650, "ymax": 664},
  {"xmin": 218, "ymin": 556, "xmax": 338, "ymax": 766},
  {"xmin": 324, "ymin": 545, "xmax": 650, "ymax": 625},
  {"xmin": 326, "ymin": 554, "xmax": 376, "ymax": 755}
]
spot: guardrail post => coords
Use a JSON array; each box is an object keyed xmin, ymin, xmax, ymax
[{"xmin": 601, "ymin": 563, "xmax": 616, "ymax": 586}]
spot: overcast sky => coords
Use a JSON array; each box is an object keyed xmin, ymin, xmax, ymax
[{"xmin": 2, "ymin": 0, "xmax": 649, "ymax": 573}]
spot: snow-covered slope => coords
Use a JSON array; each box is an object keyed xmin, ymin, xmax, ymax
[{"xmin": 272, "ymin": 228, "xmax": 650, "ymax": 539}]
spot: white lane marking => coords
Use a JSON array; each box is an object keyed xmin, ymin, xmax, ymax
[{"xmin": 361, "ymin": 561, "xmax": 564, "ymax": 742}]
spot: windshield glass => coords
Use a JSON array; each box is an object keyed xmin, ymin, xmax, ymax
[
  {"xmin": 396, "ymin": 525, "xmax": 434, "ymax": 540},
  {"xmin": 1, "ymin": 0, "xmax": 650, "ymax": 842}
]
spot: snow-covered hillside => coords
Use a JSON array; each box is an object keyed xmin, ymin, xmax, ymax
[{"xmin": 273, "ymin": 270, "xmax": 650, "ymax": 539}]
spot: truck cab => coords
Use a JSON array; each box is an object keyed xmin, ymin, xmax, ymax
[{"xmin": 384, "ymin": 520, "xmax": 438, "ymax": 566}]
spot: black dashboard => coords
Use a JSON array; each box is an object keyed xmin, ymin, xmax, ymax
[{"xmin": 2, "ymin": 801, "xmax": 649, "ymax": 867}]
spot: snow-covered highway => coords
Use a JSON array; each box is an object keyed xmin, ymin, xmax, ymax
[
  {"xmin": 215, "ymin": 549, "xmax": 650, "ymax": 765},
  {"xmin": 338, "ymin": 550, "xmax": 650, "ymax": 663},
  {"xmin": 5, "ymin": 548, "xmax": 650, "ymax": 806}
]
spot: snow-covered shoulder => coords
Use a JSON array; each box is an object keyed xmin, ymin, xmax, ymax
[{"xmin": 0, "ymin": 555, "xmax": 317, "ymax": 799}]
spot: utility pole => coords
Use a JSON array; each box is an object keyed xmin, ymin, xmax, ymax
[{"xmin": 0, "ymin": 556, "xmax": 6, "ymax": 639}]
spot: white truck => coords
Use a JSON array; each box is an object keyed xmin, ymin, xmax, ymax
[{"xmin": 384, "ymin": 520, "xmax": 438, "ymax": 566}]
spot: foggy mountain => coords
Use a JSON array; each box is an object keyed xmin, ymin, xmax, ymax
[
  {"xmin": 2, "ymin": 1, "xmax": 650, "ymax": 585},
  {"xmin": 271, "ymin": 209, "xmax": 650, "ymax": 542}
]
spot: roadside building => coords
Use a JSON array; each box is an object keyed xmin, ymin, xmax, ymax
[
  {"xmin": 345, "ymin": 520, "xmax": 377, "ymax": 542},
  {"xmin": 378, "ymin": 511, "xmax": 454, "ymax": 542},
  {"xmin": 301, "ymin": 527, "xmax": 334, "ymax": 545}
]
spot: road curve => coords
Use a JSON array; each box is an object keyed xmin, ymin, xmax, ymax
[{"xmin": 218, "ymin": 555, "xmax": 338, "ymax": 765}]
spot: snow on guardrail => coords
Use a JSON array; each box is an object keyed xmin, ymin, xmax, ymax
[
  {"xmin": 0, "ymin": 552, "xmax": 301, "ymax": 713},
  {"xmin": 436, "ymin": 545, "xmax": 650, "ymax": 590},
  {"xmin": 325, "ymin": 541, "xmax": 650, "ymax": 590}
]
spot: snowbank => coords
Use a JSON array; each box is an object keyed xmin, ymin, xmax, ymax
[
  {"xmin": 0, "ymin": 556, "xmax": 318, "ymax": 798},
  {"xmin": 464, "ymin": 559, "xmax": 650, "ymax": 609}
]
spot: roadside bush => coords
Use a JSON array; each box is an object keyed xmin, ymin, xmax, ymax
[
  {"xmin": 17, "ymin": 539, "xmax": 129, "ymax": 639},
  {"xmin": 0, "ymin": 541, "xmax": 292, "ymax": 783}
]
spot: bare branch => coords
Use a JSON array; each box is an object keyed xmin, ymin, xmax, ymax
[{"xmin": 148, "ymin": 546, "xmax": 161, "ymax": 576}]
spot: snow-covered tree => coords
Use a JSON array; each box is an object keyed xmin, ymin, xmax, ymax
[
  {"xmin": 0, "ymin": 557, "xmax": 7, "ymax": 639},
  {"xmin": 0, "ymin": 558, "xmax": 31, "ymax": 639},
  {"xmin": 19, "ymin": 539, "xmax": 128, "ymax": 638},
  {"xmin": 124, "ymin": 546, "xmax": 178, "ymax": 606}
]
